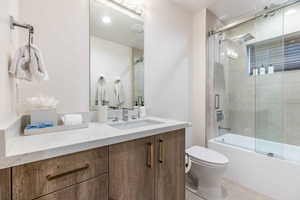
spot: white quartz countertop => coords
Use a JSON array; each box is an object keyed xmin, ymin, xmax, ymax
[{"xmin": 0, "ymin": 117, "xmax": 190, "ymax": 169}]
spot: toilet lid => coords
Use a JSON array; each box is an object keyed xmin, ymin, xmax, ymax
[{"xmin": 186, "ymin": 146, "xmax": 229, "ymax": 165}]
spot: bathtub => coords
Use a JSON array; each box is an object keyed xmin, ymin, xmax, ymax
[{"xmin": 208, "ymin": 134, "xmax": 300, "ymax": 200}]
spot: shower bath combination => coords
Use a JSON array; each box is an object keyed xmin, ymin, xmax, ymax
[
  {"xmin": 210, "ymin": 0, "xmax": 300, "ymax": 162},
  {"xmin": 207, "ymin": 1, "xmax": 300, "ymax": 199}
]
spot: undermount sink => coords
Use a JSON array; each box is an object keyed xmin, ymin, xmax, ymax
[{"xmin": 109, "ymin": 119, "xmax": 164, "ymax": 130}]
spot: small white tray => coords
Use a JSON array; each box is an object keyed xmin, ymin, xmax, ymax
[{"xmin": 23, "ymin": 123, "xmax": 89, "ymax": 136}]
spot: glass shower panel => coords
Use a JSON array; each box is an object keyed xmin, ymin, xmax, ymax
[
  {"xmin": 214, "ymin": 21, "xmax": 257, "ymax": 150},
  {"xmin": 282, "ymin": 2, "xmax": 300, "ymax": 163},
  {"xmin": 210, "ymin": 1, "xmax": 300, "ymax": 163},
  {"xmin": 253, "ymin": 8, "xmax": 285, "ymax": 158}
]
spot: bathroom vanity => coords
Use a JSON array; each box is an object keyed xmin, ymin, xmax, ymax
[
  {"xmin": 0, "ymin": 117, "xmax": 188, "ymax": 200},
  {"xmin": 0, "ymin": 0, "xmax": 190, "ymax": 199}
]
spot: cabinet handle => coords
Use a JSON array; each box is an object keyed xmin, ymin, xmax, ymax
[
  {"xmin": 215, "ymin": 94, "xmax": 220, "ymax": 109},
  {"xmin": 46, "ymin": 164, "xmax": 90, "ymax": 181},
  {"xmin": 147, "ymin": 142, "xmax": 154, "ymax": 168},
  {"xmin": 159, "ymin": 139, "xmax": 164, "ymax": 164}
]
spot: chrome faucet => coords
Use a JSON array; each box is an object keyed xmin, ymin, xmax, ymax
[
  {"xmin": 218, "ymin": 126, "xmax": 231, "ymax": 131},
  {"xmin": 122, "ymin": 107, "xmax": 140, "ymax": 121},
  {"xmin": 122, "ymin": 108, "xmax": 133, "ymax": 121},
  {"xmin": 122, "ymin": 108, "xmax": 129, "ymax": 121}
]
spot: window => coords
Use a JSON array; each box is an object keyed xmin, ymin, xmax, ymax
[{"xmin": 247, "ymin": 32, "xmax": 300, "ymax": 75}]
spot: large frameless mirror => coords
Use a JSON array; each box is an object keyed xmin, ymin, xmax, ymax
[{"xmin": 90, "ymin": 0, "xmax": 145, "ymax": 110}]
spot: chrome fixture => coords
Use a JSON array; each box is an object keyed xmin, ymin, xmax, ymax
[
  {"xmin": 122, "ymin": 108, "xmax": 134, "ymax": 121},
  {"xmin": 231, "ymin": 33, "xmax": 255, "ymax": 44},
  {"xmin": 10, "ymin": 16, "xmax": 34, "ymax": 34},
  {"xmin": 111, "ymin": 116, "xmax": 119, "ymax": 122},
  {"xmin": 218, "ymin": 126, "xmax": 231, "ymax": 131},
  {"xmin": 267, "ymin": 152, "xmax": 275, "ymax": 157},
  {"xmin": 209, "ymin": 0, "xmax": 300, "ymax": 35},
  {"xmin": 218, "ymin": 32, "xmax": 255, "ymax": 44},
  {"xmin": 122, "ymin": 107, "xmax": 140, "ymax": 121},
  {"xmin": 10, "ymin": 16, "xmax": 35, "ymax": 58}
]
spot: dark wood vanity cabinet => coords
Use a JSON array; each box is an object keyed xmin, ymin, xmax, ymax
[
  {"xmin": 109, "ymin": 129, "xmax": 185, "ymax": 200},
  {"xmin": 2, "ymin": 129, "xmax": 185, "ymax": 200},
  {"xmin": 0, "ymin": 168, "xmax": 11, "ymax": 200}
]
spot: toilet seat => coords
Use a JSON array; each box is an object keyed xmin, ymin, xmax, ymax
[{"xmin": 186, "ymin": 146, "xmax": 229, "ymax": 167}]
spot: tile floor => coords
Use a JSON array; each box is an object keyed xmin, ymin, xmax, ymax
[
  {"xmin": 186, "ymin": 178, "xmax": 274, "ymax": 200},
  {"xmin": 222, "ymin": 179, "xmax": 274, "ymax": 200}
]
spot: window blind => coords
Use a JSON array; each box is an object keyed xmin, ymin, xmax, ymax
[{"xmin": 247, "ymin": 33, "xmax": 300, "ymax": 74}]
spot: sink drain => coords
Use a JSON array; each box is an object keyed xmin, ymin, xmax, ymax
[{"xmin": 267, "ymin": 152, "xmax": 274, "ymax": 157}]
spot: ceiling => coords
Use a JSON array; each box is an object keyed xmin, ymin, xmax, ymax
[
  {"xmin": 171, "ymin": 0, "xmax": 289, "ymax": 23},
  {"xmin": 91, "ymin": 0, "xmax": 144, "ymax": 49}
]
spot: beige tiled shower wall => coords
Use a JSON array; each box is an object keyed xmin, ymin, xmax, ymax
[
  {"xmin": 224, "ymin": 41, "xmax": 300, "ymax": 146},
  {"xmin": 224, "ymin": 39, "xmax": 256, "ymax": 140}
]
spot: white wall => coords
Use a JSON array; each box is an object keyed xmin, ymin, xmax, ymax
[
  {"xmin": 144, "ymin": 0, "xmax": 193, "ymax": 146},
  {"xmin": 191, "ymin": 9, "xmax": 222, "ymax": 147},
  {"xmin": 192, "ymin": 9, "xmax": 207, "ymax": 147},
  {"xmin": 0, "ymin": 0, "xmax": 18, "ymax": 122},
  {"xmin": 17, "ymin": 0, "xmax": 90, "ymax": 113},
  {"xmin": 1, "ymin": 0, "xmax": 195, "ymax": 142},
  {"xmin": 90, "ymin": 36, "xmax": 133, "ymax": 108}
]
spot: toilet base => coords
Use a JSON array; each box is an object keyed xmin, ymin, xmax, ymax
[
  {"xmin": 186, "ymin": 174, "xmax": 227, "ymax": 200},
  {"xmin": 186, "ymin": 188, "xmax": 205, "ymax": 200},
  {"xmin": 186, "ymin": 185, "xmax": 227, "ymax": 200}
]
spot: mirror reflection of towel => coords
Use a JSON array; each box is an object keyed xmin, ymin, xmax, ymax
[
  {"xmin": 112, "ymin": 81, "xmax": 125, "ymax": 107},
  {"xmin": 95, "ymin": 78, "xmax": 107, "ymax": 105}
]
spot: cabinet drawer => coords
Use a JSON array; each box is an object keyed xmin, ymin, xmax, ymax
[
  {"xmin": 12, "ymin": 147, "xmax": 108, "ymax": 200},
  {"xmin": 35, "ymin": 174, "xmax": 108, "ymax": 200}
]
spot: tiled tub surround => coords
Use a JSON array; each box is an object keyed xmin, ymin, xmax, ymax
[{"xmin": 0, "ymin": 116, "xmax": 190, "ymax": 169}]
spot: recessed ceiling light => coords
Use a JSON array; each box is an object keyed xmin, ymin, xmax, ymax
[
  {"xmin": 285, "ymin": 9, "xmax": 297, "ymax": 16},
  {"xmin": 102, "ymin": 16, "xmax": 112, "ymax": 24}
]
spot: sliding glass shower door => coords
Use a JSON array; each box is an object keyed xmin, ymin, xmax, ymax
[
  {"xmin": 210, "ymin": 1, "xmax": 300, "ymax": 163},
  {"xmin": 253, "ymin": 7, "xmax": 285, "ymax": 158}
]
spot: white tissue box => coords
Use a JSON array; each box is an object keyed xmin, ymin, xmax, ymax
[
  {"xmin": 30, "ymin": 108, "xmax": 57, "ymax": 125},
  {"xmin": 61, "ymin": 114, "xmax": 83, "ymax": 126}
]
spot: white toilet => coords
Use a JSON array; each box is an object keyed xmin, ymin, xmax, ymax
[{"xmin": 186, "ymin": 146, "xmax": 229, "ymax": 200}]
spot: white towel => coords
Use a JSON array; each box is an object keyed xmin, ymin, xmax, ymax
[
  {"xmin": 30, "ymin": 45, "xmax": 49, "ymax": 81},
  {"xmin": 9, "ymin": 46, "xmax": 31, "ymax": 81},
  {"xmin": 9, "ymin": 44, "xmax": 49, "ymax": 81}
]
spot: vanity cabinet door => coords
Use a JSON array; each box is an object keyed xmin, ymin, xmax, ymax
[
  {"xmin": 109, "ymin": 136, "xmax": 155, "ymax": 200},
  {"xmin": 0, "ymin": 168, "xmax": 11, "ymax": 200},
  {"xmin": 35, "ymin": 174, "xmax": 108, "ymax": 200},
  {"xmin": 155, "ymin": 129, "xmax": 185, "ymax": 200}
]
